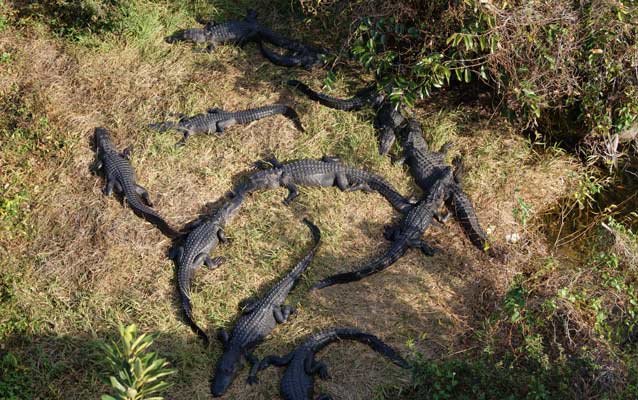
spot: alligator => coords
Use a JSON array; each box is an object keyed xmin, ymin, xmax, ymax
[
  {"xmin": 399, "ymin": 118, "xmax": 501, "ymax": 258},
  {"xmin": 91, "ymin": 127, "xmax": 181, "ymax": 239},
  {"xmin": 374, "ymin": 100, "xmax": 406, "ymax": 156},
  {"xmin": 211, "ymin": 219, "xmax": 321, "ymax": 397},
  {"xmin": 311, "ymin": 174, "xmax": 452, "ymax": 290},
  {"xmin": 248, "ymin": 328, "xmax": 410, "ymax": 400},
  {"xmin": 259, "ymin": 42, "xmax": 327, "ymax": 70},
  {"xmin": 165, "ymin": 10, "xmax": 263, "ymax": 52},
  {"xmin": 165, "ymin": 9, "xmax": 324, "ymax": 56},
  {"xmin": 170, "ymin": 192, "xmax": 245, "ymax": 345},
  {"xmin": 148, "ymin": 104, "xmax": 304, "ymax": 145},
  {"xmin": 235, "ymin": 156, "xmax": 414, "ymax": 213},
  {"xmin": 447, "ymin": 158, "xmax": 504, "ymax": 259},
  {"xmin": 286, "ymin": 80, "xmax": 385, "ymax": 111}
]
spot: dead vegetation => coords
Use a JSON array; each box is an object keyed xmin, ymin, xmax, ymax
[{"xmin": 0, "ymin": 1, "xmax": 635, "ymax": 400}]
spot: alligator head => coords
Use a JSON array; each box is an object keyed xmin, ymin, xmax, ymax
[
  {"xmin": 165, "ymin": 28, "xmax": 209, "ymax": 44},
  {"xmin": 211, "ymin": 348, "xmax": 241, "ymax": 397},
  {"xmin": 236, "ymin": 168, "xmax": 284, "ymax": 194}
]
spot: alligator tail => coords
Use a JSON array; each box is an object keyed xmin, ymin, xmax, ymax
[
  {"xmin": 286, "ymin": 80, "xmax": 372, "ymax": 111},
  {"xmin": 311, "ymin": 328, "xmax": 410, "ymax": 369},
  {"xmin": 447, "ymin": 185, "xmax": 489, "ymax": 252},
  {"xmin": 287, "ymin": 219, "xmax": 322, "ymax": 283},
  {"xmin": 124, "ymin": 187, "xmax": 182, "ymax": 239},
  {"xmin": 365, "ymin": 173, "xmax": 414, "ymax": 213},
  {"xmin": 235, "ymin": 105, "xmax": 304, "ymax": 132},
  {"xmin": 259, "ymin": 42, "xmax": 299, "ymax": 68},
  {"xmin": 179, "ymin": 286, "xmax": 210, "ymax": 345},
  {"xmin": 310, "ymin": 240, "xmax": 408, "ymax": 290},
  {"xmin": 148, "ymin": 121, "xmax": 177, "ymax": 133}
]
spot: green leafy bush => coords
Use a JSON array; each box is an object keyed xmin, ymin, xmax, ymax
[
  {"xmin": 99, "ymin": 324, "xmax": 176, "ymax": 400},
  {"xmin": 302, "ymin": 0, "xmax": 638, "ymax": 170}
]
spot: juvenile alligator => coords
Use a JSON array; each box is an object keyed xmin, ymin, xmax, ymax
[
  {"xmin": 287, "ymin": 80, "xmax": 384, "ymax": 111},
  {"xmin": 374, "ymin": 100, "xmax": 405, "ymax": 156},
  {"xmin": 148, "ymin": 104, "xmax": 304, "ymax": 145},
  {"xmin": 399, "ymin": 118, "xmax": 453, "ymax": 190},
  {"xmin": 211, "ymin": 219, "xmax": 321, "ymax": 397},
  {"xmin": 170, "ymin": 193, "xmax": 245, "ymax": 345},
  {"xmin": 235, "ymin": 156, "xmax": 414, "ymax": 213},
  {"xmin": 165, "ymin": 10, "xmax": 263, "ymax": 52},
  {"xmin": 399, "ymin": 118, "xmax": 501, "ymax": 257},
  {"xmin": 447, "ymin": 158, "xmax": 503, "ymax": 258},
  {"xmin": 311, "ymin": 174, "xmax": 452, "ymax": 290},
  {"xmin": 249, "ymin": 328, "xmax": 410, "ymax": 400},
  {"xmin": 165, "ymin": 9, "xmax": 323, "ymax": 56},
  {"xmin": 259, "ymin": 42, "xmax": 327, "ymax": 70},
  {"xmin": 92, "ymin": 127, "xmax": 181, "ymax": 239}
]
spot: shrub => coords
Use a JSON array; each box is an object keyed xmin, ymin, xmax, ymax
[
  {"xmin": 99, "ymin": 324, "xmax": 176, "ymax": 400},
  {"xmin": 300, "ymin": 0, "xmax": 638, "ymax": 171}
]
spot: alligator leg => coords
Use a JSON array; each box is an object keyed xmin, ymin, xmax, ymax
[
  {"xmin": 434, "ymin": 210, "xmax": 451, "ymax": 224},
  {"xmin": 204, "ymin": 256, "xmax": 224, "ymax": 269},
  {"xmin": 176, "ymin": 130, "xmax": 190, "ymax": 147},
  {"xmin": 305, "ymin": 358, "xmax": 330, "ymax": 379},
  {"xmin": 322, "ymin": 156, "xmax": 341, "ymax": 163},
  {"xmin": 114, "ymin": 181, "xmax": 123, "ymax": 194},
  {"xmin": 135, "ymin": 185, "xmax": 153, "ymax": 207},
  {"xmin": 217, "ymin": 328, "xmax": 229, "ymax": 348},
  {"xmin": 207, "ymin": 108, "xmax": 221, "ymax": 114},
  {"xmin": 216, "ymin": 118, "xmax": 237, "ymax": 134},
  {"xmin": 103, "ymin": 178, "xmax": 115, "ymax": 196},
  {"xmin": 217, "ymin": 229, "xmax": 228, "ymax": 243},
  {"xmin": 238, "ymin": 298, "xmax": 258, "ymax": 314},
  {"xmin": 273, "ymin": 305, "xmax": 295, "ymax": 323},
  {"xmin": 245, "ymin": 353, "xmax": 261, "ymax": 384},
  {"xmin": 409, "ymin": 239, "xmax": 439, "ymax": 256},
  {"xmin": 316, "ymin": 395, "xmax": 334, "ymax": 400},
  {"xmin": 121, "ymin": 146, "xmax": 132, "ymax": 160},
  {"xmin": 90, "ymin": 159, "xmax": 103, "ymax": 173},
  {"xmin": 383, "ymin": 225, "xmax": 400, "ymax": 241},
  {"xmin": 282, "ymin": 182, "xmax": 300, "ymax": 205},
  {"xmin": 169, "ymin": 246, "xmax": 183, "ymax": 261},
  {"xmin": 249, "ymin": 353, "xmax": 295, "ymax": 383}
]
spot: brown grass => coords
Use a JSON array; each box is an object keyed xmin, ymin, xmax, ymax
[{"xmin": 0, "ymin": 5, "xmax": 583, "ymax": 399}]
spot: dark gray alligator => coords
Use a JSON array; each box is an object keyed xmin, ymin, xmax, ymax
[
  {"xmin": 235, "ymin": 156, "xmax": 414, "ymax": 213},
  {"xmin": 259, "ymin": 42, "xmax": 327, "ymax": 70},
  {"xmin": 92, "ymin": 127, "xmax": 181, "ymax": 239},
  {"xmin": 399, "ymin": 118, "xmax": 501, "ymax": 258},
  {"xmin": 211, "ymin": 219, "xmax": 321, "ymax": 397},
  {"xmin": 165, "ymin": 9, "xmax": 324, "ymax": 57},
  {"xmin": 286, "ymin": 80, "xmax": 384, "ymax": 111},
  {"xmin": 165, "ymin": 10, "xmax": 263, "ymax": 52},
  {"xmin": 249, "ymin": 328, "xmax": 410, "ymax": 400},
  {"xmin": 170, "ymin": 193, "xmax": 245, "ymax": 345},
  {"xmin": 148, "ymin": 104, "xmax": 304, "ymax": 145},
  {"xmin": 311, "ymin": 174, "xmax": 452, "ymax": 290},
  {"xmin": 374, "ymin": 100, "xmax": 406, "ymax": 156},
  {"xmin": 447, "ymin": 158, "xmax": 503, "ymax": 258}
]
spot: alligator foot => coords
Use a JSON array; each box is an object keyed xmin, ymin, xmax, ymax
[{"xmin": 204, "ymin": 256, "xmax": 225, "ymax": 269}]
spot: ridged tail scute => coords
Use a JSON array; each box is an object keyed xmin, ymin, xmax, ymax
[
  {"xmin": 285, "ymin": 219, "xmax": 322, "ymax": 285},
  {"xmin": 312, "ymin": 328, "xmax": 410, "ymax": 369},
  {"xmin": 310, "ymin": 240, "xmax": 407, "ymax": 290},
  {"xmin": 366, "ymin": 174, "xmax": 414, "ymax": 213},
  {"xmin": 147, "ymin": 121, "xmax": 177, "ymax": 133},
  {"xmin": 259, "ymin": 42, "xmax": 298, "ymax": 67},
  {"xmin": 286, "ymin": 80, "xmax": 374, "ymax": 111},
  {"xmin": 237, "ymin": 104, "xmax": 304, "ymax": 132},
  {"xmin": 180, "ymin": 290, "xmax": 210, "ymax": 346},
  {"xmin": 124, "ymin": 190, "xmax": 181, "ymax": 239}
]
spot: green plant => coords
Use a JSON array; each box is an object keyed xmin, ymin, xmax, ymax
[
  {"xmin": 99, "ymin": 324, "xmax": 176, "ymax": 400},
  {"xmin": 513, "ymin": 196, "xmax": 533, "ymax": 227},
  {"xmin": 0, "ymin": 352, "xmax": 31, "ymax": 400}
]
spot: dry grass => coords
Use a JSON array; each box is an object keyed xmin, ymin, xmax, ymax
[{"xmin": 0, "ymin": 2, "xmax": 584, "ymax": 399}]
